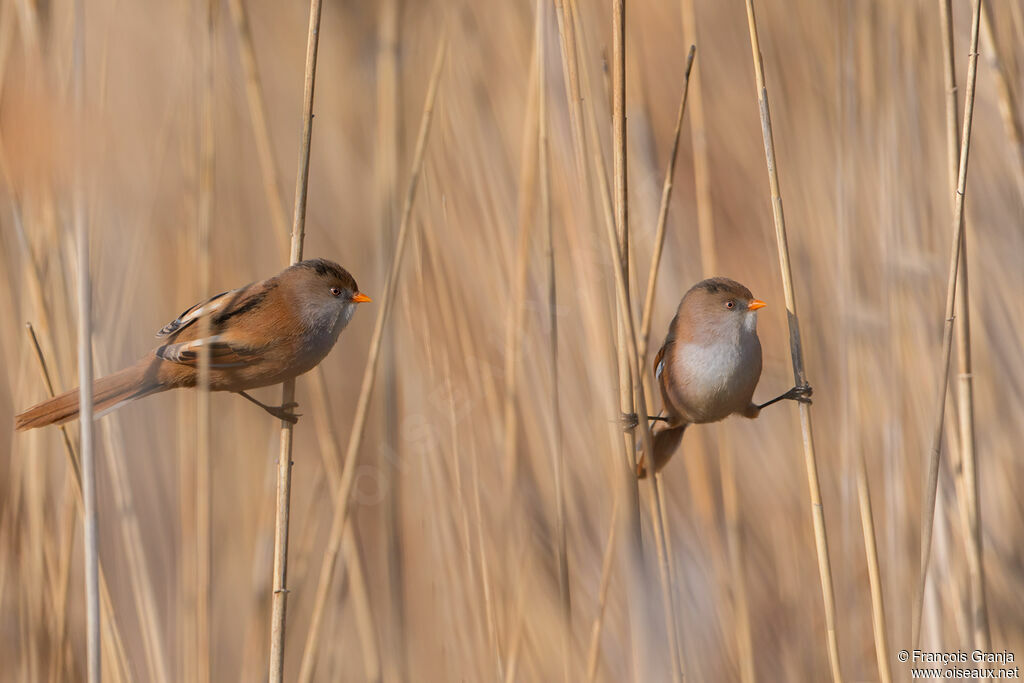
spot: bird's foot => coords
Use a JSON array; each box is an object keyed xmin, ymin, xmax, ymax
[
  {"xmin": 621, "ymin": 412, "xmax": 671, "ymax": 431},
  {"xmin": 264, "ymin": 401, "xmax": 301, "ymax": 424},
  {"xmin": 785, "ymin": 383, "xmax": 813, "ymax": 404}
]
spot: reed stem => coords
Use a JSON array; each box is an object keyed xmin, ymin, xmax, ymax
[
  {"xmin": 743, "ymin": 1, "xmax": 841, "ymax": 679},
  {"xmin": 913, "ymin": 0, "xmax": 983, "ymax": 649},
  {"xmin": 295, "ymin": 40, "xmax": 446, "ymax": 679},
  {"xmin": 269, "ymin": 0, "xmax": 324, "ymax": 679},
  {"xmin": 536, "ymin": 1, "xmax": 572, "ymax": 678},
  {"xmin": 940, "ymin": 0, "xmax": 985, "ymax": 655},
  {"xmin": 72, "ymin": 0, "xmax": 99, "ymax": 677}
]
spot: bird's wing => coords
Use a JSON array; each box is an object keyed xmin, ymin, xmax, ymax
[
  {"xmin": 155, "ymin": 335, "xmax": 262, "ymax": 369},
  {"xmin": 654, "ymin": 344, "xmax": 667, "ymax": 381},
  {"xmin": 653, "ymin": 322, "xmax": 682, "ymax": 420},
  {"xmin": 156, "ymin": 282, "xmax": 266, "ymax": 338},
  {"xmin": 654, "ymin": 312, "xmax": 679, "ymax": 382}
]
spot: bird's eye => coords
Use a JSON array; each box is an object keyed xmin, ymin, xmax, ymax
[
  {"xmin": 725, "ymin": 300, "xmax": 735, "ymax": 309},
  {"xmin": 330, "ymin": 287, "xmax": 342, "ymax": 297}
]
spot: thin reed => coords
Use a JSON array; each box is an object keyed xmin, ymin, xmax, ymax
[
  {"xmin": 914, "ymin": 0, "xmax": 984, "ymax": 651},
  {"xmin": 743, "ymin": 0, "xmax": 842, "ymax": 679}
]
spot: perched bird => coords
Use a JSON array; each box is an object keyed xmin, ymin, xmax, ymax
[
  {"xmin": 15, "ymin": 258, "xmax": 371, "ymax": 430},
  {"xmin": 637, "ymin": 277, "xmax": 811, "ymax": 477}
]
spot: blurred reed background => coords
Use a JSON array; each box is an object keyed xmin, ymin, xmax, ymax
[{"xmin": 2, "ymin": 0, "xmax": 1023, "ymax": 680}]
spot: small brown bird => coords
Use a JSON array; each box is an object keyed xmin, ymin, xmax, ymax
[
  {"xmin": 15, "ymin": 258, "xmax": 371, "ymax": 430},
  {"xmin": 637, "ymin": 277, "xmax": 811, "ymax": 477}
]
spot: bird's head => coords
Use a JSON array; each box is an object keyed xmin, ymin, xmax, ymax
[
  {"xmin": 680, "ymin": 277, "xmax": 765, "ymax": 338},
  {"xmin": 287, "ymin": 258, "xmax": 371, "ymax": 330}
]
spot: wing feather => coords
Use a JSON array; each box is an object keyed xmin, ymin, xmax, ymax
[
  {"xmin": 155, "ymin": 335, "xmax": 260, "ymax": 368},
  {"xmin": 156, "ymin": 289, "xmax": 234, "ymax": 338}
]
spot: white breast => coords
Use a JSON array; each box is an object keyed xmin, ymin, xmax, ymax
[
  {"xmin": 675, "ymin": 342, "xmax": 741, "ymax": 395},
  {"xmin": 670, "ymin": 317, "xmax": 761, "ymax": 422}
]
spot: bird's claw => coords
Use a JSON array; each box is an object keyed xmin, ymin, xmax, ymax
[
  {"xmin": 268, "ymin": 402, "xmax": 301, "ymax": 424},
  {"xmin": 620, "ymin": 412, "xmax": 639, "ymax": 432},
  {"xmin": 789, "ymin": 384, "xmax": 813, "ymax": 404}
]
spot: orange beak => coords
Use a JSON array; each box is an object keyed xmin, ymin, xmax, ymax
[
  {"xmin": 748, "ymin": 299, "xmax": 767, "ymax": 311},
  {"xmin": 351, "ymin": 292, "xmax": 372, "ymax": 303}
]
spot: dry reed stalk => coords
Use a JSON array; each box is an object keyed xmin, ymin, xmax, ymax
[
  {"xmin": 301, "ymin": 403, "xmax": 388, "ymax": 683},
  {"xmin": 680, "ymin": 0, "xmax": 716, "ymax": 276},
  {"xmin": 535, "ymin": 1, "xmax": 571, "ymax": 676},
  {"xmin": 72, "ymin": 0, "xmax": 99, "ymax": 676},
  {"xmin": 439, "ymin": 352, "xmax": 480, "ymax": 650},
  {"xmin": 637, "ymin": 45, "xmax": 695, "ymax": 360},
  {"xmin": 26, "ymin": 323, "xmax": 134, "ymax": 683},
  {"xmin": 556, "ymin": 4, "xmax": 671, "ymax": 676},
  {"xmin": 980, "ymin": 1, "xmax": 1024, "ymax": 203},
  {"xmin": 501, "ymin": 542, "xmax": 534, "ymax": 683},
  {"xmin": 178, "ymin": 395, "xmax": 197, "ymax": 683},
  {"xmin": 557, "ymin": 6, "xmax": 684, "ymax": 679},
  {"xmin": 339, "ymin": 523, "xmax": 381, "ymax": 681},
  {"xmin": 501, "ymin": 16, "xmax": 539, "ymax": 492},
  {"xmin": 270, "ymin": 0, "xmax": 325, "ymax": 679},
  {"xmin": 268, "ymin": 0, "xmax": 325, "ymax": 677},
  {"xmin": 49, "ymin": 479, "xmax": 77, "ymax": 682},
  {"xmin": 225, "ymin": 0, "xmax": 291, "ymax": 246},
  {"xmin": 374, "ymin": 3, "xmax": 406, "ymax": 676},
  {"xmin": 914, "ymin": 0, "xmax": 982, "ymax": 650},
  {"xmin": 470, "ymin": 440, "xmax": 501, "ymax": 677},
  {"xmin": 239, "ymin": 458, "xmax": 276, "ymax": 683},
  {"xmin": 553, "ymin": 0, "xmax": 622, "ymax": 377},
  {"xmin": 194, "ymin": 1, "xmax": 215, "ymax": 680},
  {"xmin": 742, "ymin": 2, "xmax": 842, "ymax": 680},
  {"xmin": 93, "ymin": 352, "xmax": 172, "ymax": 683},
  {"xmin": 225, "ymin": 0, "xmax": 377, "ymax": 650},
  {"xmin": 627, "ymin": 49, "xmax": 695, "ymax": 681},
  {"xmin": 585, "ymin": 495, "xmax": 617, "ymax": 682},
  {"xmin": 718, "ymin": 442, "xmax": 756, "ymax": 683},
  {"xmin": 939, "ymin": 0, "xmax": 989, "ymax": 652},
  {"xmin": 553, "ymin": 0, "xmax": 589, "ymax": 187},
  {"xmin": 18, "ymin": 260, "xmax": 139, "ymax": 683},
  {"xmin": 0, "ymin": 1, "xmax": 14, "ymax": 95},
  {"xmin": 833, "ymin": 8, "xmax": 890, "ymax": 680},
  {"xmin": 611, "ymin": 1, "xmax": 633, "ymax": 469},
  {"xmin": 552, "ymin": 0, "xmax": 632, "ymax": 425},
  {"xmin": 608, "ymin": 2, "xmax": 671, "ymax": 679},
  {"xmin": 295, "ymin": 39, "xmax": 445, "ymax": 678},
  {"xmin": 415, "ymin": 211, "xmax": 504, "ymax": 674},
  {"xmin": 855, "ymin": 443, "xmax": 892, "ymax": 683},
  {"xmin": 297, "ymin": 384, "xmax": 382, "ymax": 682},
  {"xmin": 689, "ymin": 0, "xmax": 751, "ymax": 667},
  {"xmin": 546, "ymin": 11, "xmax": 631, "ymax": 671}
]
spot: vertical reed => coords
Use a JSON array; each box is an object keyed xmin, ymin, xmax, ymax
[
  {"xmin": 743, "ymin": 1, "xmax": 842, "ymax": 679},
  {"xmin": 374, "ymin": 3, "xmax": 406, "ymax": 677},
  {"xmin": 225, "ymin": 0, "xmax": 290, "ymax": 246},
  {"xmin": 914, "ymin": 0, "xmax": 982, "ymax": 650},
  {"xmin": 637, "ymin": 45, "xmax": 695, "ymax": 360},
  {"xmin": 935, "ymin": 0, "xmax": 989, "ymax": 652},
  {"xmin": 295, "ymin": 40, "xmax": 445, "ymax": 676},
  {"xmin": 72, "ymin": 0, "xmax": 99, "ymax": 678},
  {"xmin": 194, "ymin": 3, "xmax": 216, "ymax": 682},
  {"xmin": 269, "ymin": 0, "xmax": 325, "ymax": 679},
  {"xmin": 979, "ymin": 1, "xmax": 1024, "ymax": 204},
  {"xmin": 536, "ymin": 1, "xmax": 572, "ymax": 679}
]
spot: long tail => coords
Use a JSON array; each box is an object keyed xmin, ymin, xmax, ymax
[
  {"xmin": 637, "ymin": 423, "xmax": 688, "ymax": 478},
  {"xmin": 15, "ymin": 359, "xmax": 167, "ymax": 430}
]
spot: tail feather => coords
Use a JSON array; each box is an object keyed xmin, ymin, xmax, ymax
[
  {"xmin": 15, "ymin": 359, "xmax": 165, "ymax": 430},
  {"xmin": 638, "ymin": 423, "xmax": 688, "ymax": 478}
]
